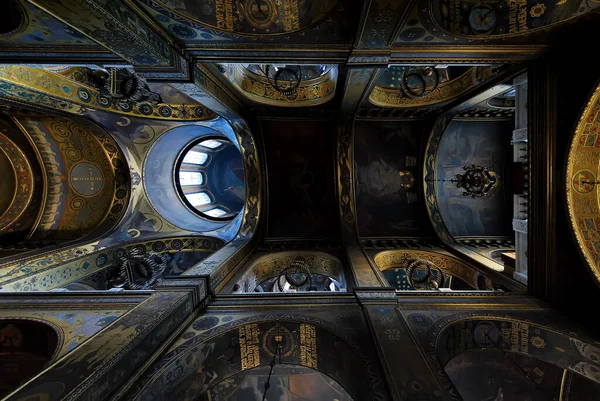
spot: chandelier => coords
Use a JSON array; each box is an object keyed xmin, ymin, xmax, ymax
[
  {"xmin": 406, "ymin": 259, "xmax": 445, "ymax": 290},
  {"xmin": 262, "ymin": 65, "xmax": 302, "ymax": 100},
  {"xmin": 399, "ymin": 66, "xmax": 440, "ymax": 99},
  {"xmin": 92, "ymin": 67, "xmax": 163, "ymax": 107},
  {"xmin": 276, "ymin": 258, "xmax": 314, "ymax": 292},
  {"xmin": 455, "ymin": 164, "xmax": 498, "ymax": 198}
]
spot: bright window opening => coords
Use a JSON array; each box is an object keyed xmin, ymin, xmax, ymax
[
  {"xmin": 179, "ymin": 171, "xmax": 204, "ymax": 186},
  {"xmin": 182, "ymin": 151, "xmax": 208, "ymax": 165},
  {"xmin": 204, "ymin": 207, "xmax": 227, "ymax": 217},
  {"xmin": 186, "ymin": 192, "xmax": 211, "ymax": 207},
  {"xmin": 199, "ymin": 139, "xmax": 222, "ymax": 149}
]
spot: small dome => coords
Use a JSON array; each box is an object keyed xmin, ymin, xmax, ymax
[{"xmin": 176, "ymin": 137, "xmax": 245, "ymax": 221}]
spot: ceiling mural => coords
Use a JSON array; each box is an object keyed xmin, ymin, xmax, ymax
[
  {"xmin": 394, "ymin": 0, "xmax": 599, "ymax": 45},
  {"xmin": 0, "ymin": 114, "xmax": 130, "ymax": 243},
  {"xmin": 146, "ymin": 0, "xmax": 339, "ymax": 36},
  {"xmin": 566, "ymin": 83, "xmax": 600, "ymax": 284},
  {"xmin": 430, "ymin": 0, "xmax": 599, "ymax": 39},
  {"xmin": 354, "ymin": 120, "xmax": 430, "ymax": 237},
  {"xmin": 138, "ymin": 0, "xmax": 353, "ymax": 45},
  {"xmin": 368, "ymin": 66, "xmax": 496, "ymax": 109},
  {"xmin": 220, "ymin": 64, "xmax": 338, "ymax": 107}
]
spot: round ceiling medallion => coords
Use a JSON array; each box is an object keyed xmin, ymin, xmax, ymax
[{"xmin": 566, "ymin": 83, "xmax": 600, "ymax": 284}]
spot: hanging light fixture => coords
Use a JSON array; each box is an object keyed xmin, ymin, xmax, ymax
[
  {"xmin": 399, "ymin": 66, "xmax": 440, "ymax": 99},
  {"xmin": 262, "ymin": 65, "xmax": 303, "ymax": 100},
  {"xmin": 426, "ymin": 164, "xmax": 499, "ymax": 199},
  {"xmin": 406, "ymin": 259, "xmax": 445, "ymax": 290}
]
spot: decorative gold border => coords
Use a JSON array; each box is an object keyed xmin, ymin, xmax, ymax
[
  {"xmin": 565, "ymin": 83, "xmax": 600, "ymax": 284},
  {"xmin": 0, "ymin": 132, "xmax": 34, "ymax": 232}
]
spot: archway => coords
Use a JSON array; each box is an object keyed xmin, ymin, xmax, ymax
[{"xmin": 132, "ymin": 320, "xmax": 374, "ymax": 401}]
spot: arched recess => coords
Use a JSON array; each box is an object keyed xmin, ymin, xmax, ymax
[
  {"xmin": 0, "ymin": 114, "xmax": 129, "ymax": 245},
  {"xmin": 220, "ymin": 64, "xmax": 338, "ymax": 107},
  {"xmin": 374, "ymin": 250, "xmax": 494, "ymax": 290},
  {"xmin": 0, "ymin": 319, "xmax": 60, "ymax": 399},
  {"xmin": 435, "ymin": 318, "xmax": 600, "ymax": 400},
  {"xmin": 129, "ymin": 319, "xmax": 378, "ymax": 401},
  {"xmin": 369, "ymin": 66, "xmax": 495, "ymax": 109},
  {"xmin": 566, "ymin": 82, "xmax": 600, "ymax": 285},
  {"xmin": 423, "ymin": 80, "xmax": 519, "ymax": 275},
  {"xmin": 150, "ymin": 0, "xmax": 339, "ymax": 36},
  {"xmin": 230, "ymin": 251, "xmax": 347, "ymax": 293}
]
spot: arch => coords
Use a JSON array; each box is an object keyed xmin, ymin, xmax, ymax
[
  {"xmin": 152, "ymin": 0, "xmax": 339, "ymax": 36},
  {"xmin": 232, "ymin": 251, "xmax": 347, "ymax": 293},
  {"xmin": 131, "ymin": 319, "xmax": 376, "ymax": 401},
  {"xmin": 0, "ymin": 114, "xmax": 130, "ymax": 244},
  {"xmin": 434, "ymin": 317, "xmax": 600, "ymax": 399},
  {"xmin": 0, "ymin": 319, "xmax": 60, "ymax": 399},
  {"xmin": 144, "ymin": 125, "xmax": 245, "ymax": 232},
  {"xmin": 374, "ymin": 249, "xmax": 492, "ymax": 290},
  {"xmin": 566, "ymin": 82, "xmax": 600, "ymax": 285}
]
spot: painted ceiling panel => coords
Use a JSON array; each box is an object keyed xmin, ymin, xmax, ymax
[
  {"xmin": 261, "ymin": 119, "xmax": 338, "ymax": 239},
  {"xmin": 354, "ymin": 120, "xmax": 430, "ymax": 237}
]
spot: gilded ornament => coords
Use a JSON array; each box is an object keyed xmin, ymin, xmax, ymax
[
  {"xmin": 530, "ymin": 336, "xmax": 546, "ymax": 349},
  {"xmin": 530, "ymin": 3, "xmax": 547, "ymax": 17}
]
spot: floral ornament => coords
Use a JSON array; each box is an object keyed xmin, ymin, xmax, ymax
[
  {"xmin": 531, "ymin": 336, "xmax": 546, "ymax": 349},
  {"xmin": 530, "ymin": 3, "xmax": 547, "ymax": 17}
]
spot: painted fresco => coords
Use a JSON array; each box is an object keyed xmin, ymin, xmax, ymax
[
  {"xmin": 445, "ymin": 350, "xmax": 564, "ymax": 401},
  {"xmin": 354, "ymin": 120, "xmax": 428, "ymax": 237},
  {"xmin": 148, "ymin": 0, "xmax": 338, "ymax": 36},
  {"xmin": 435, "ymin": 120, "xmax": 513, "ymax": 237},
  {"xmin": 261, "ymin": 119, "xmax": 338, "ymax": 238},
  {"xmin": 201, "ymin": 364, "xmax": 353, "ymax": 400},
  {"xmin": 430, "ymin": 0, "xmax": 600, "ymax": 39},
  {"xmin": 139, "ymin": 0, "xmax": 352, "ymax": 44}
]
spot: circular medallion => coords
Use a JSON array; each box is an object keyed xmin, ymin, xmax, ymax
[
  {"xmin": 573, "ymin": 170, "xmax": 596, "ymax": 194},
  {"xmin": 70, "ymin": 162, "xmax": 105, "ymax": 196},
  {"xmin": 262, "ymin": 324, "xmax": 296, "ymax": 357},
  {"xmin": 241, "ymin": 0, "xmax": 277, "ymax": 30}
]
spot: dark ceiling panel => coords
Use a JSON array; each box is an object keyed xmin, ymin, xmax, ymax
[
  {"xmin": 261, "ymin": 119, "xmax": 339, "ymax": 239},
  {"xmin": 354, "ymin": 120, "xmax": 429, "ymax": 237}
]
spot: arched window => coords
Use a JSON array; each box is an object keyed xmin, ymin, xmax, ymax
[{"xmin": 175, "ymin": 136, "xmax": 245, "ymax": 221}]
